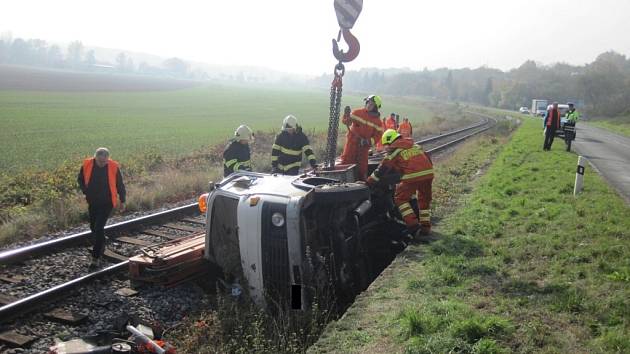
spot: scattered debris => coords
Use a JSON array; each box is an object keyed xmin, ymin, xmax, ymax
[
  {"xmin": 44, "ymin": 308, "xmax": 88, "ymax": 325},
  {"xmin": 0, "ymin": 330, "xmax": 36, "ymax": 347},
  {"xmin": 115, "ymin": 287, "xmax": 138, "ymax": 297}
]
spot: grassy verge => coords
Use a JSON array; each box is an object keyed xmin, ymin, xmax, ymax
[
  {"xmin": 309, "ymin": 119, "xmax": 630, "ymax": 353},
  {"xmin": 588, "ymin": 116, "xmax": 630, "ymax": 137}
]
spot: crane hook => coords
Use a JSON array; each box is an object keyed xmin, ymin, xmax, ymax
[{"xmin": 332, "ymin": 28, "xmax": 360, "ymax": 63}]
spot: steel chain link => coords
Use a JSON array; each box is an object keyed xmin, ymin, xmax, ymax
[{"xmin": 325, "ymin": 63, "xmax": 345, "ymax": 169}]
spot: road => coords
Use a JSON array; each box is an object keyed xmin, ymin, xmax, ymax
[{"xmin": 573, "ymin": 123, "xmax": 630, "ymax": 204}]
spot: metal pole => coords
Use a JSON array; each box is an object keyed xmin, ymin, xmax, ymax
[{"xmin": 574, "ymin": 156, "xmax": 586, "ymax": 195}]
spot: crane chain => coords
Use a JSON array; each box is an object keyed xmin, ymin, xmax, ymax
[{"xmin": 325, "ymin": 63, "xmax": 345, "ymax": 169}]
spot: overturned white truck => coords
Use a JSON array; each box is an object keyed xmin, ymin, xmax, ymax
[{"xmin": 202, "ymin": 164, "xmax": 409, "ymax": 310}]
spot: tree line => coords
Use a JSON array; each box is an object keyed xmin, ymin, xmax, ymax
[
  {"xmin": 0, "ymin": 33, "xmax": 206, "ymax": 80},
  {"xmin": 314, "ymin": 51, "xmax": 630, "ymax": 117}
]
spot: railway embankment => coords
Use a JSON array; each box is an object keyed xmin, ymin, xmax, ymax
[{"xmin": 310, "ymin": 119, "xmax": 630, "ymax": 353}]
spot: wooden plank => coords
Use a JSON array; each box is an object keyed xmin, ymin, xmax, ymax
[
  {"xmin": 141, "ymin": 229, "xmax": 179, "ymax": 240},
  {"xmin": 0, "ymin": 294, "xmax": 18, "ymax": 305},
  {"xmin": 115, "ymin": 287, "xmax": 138, "ymax": 297},
  {"xmin": 162, "ymin": 223, "xmax": 203, "ymax": 233},
  {"xmin": 44, "ymin": 308, "xmax": 88, "ymax": 325},
  {"xmin": 103, "ymin": 249, "xmax": 128, "ymax": 262},
  {"xmin": 181, "ymin": 217, "xmax": 206, "ymax": 225},
  {"xmin": 115, "ymin": 236, "xmax": 152, "ymax": 247},
  {"xmin": 0, "ymin": 275, "xmax": 25, "ymax": 284},
  {"xmin": 0, "ymin": 330, "xmax": 36, "ymax": 347}
]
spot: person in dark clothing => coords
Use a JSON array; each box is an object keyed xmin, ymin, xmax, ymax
[
  {"xmin": 223, "ymin": 125, "xmax": 254, "ymax": 177},
  {"xmin": 543, "ymin": 102, "xmax": 561, "ymax": 151},
  {"xmin": 77, "ymin": 147, "xmax": 126, "ymax": 269},
  {"xmin": 271, "ymin": 115, "xmax": 317, "ymax": 175}
]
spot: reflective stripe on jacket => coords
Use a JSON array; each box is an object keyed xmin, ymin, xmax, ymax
[
  {"xmin": 368, "ymin": 138, "xmax": 433, "ymax": 184},
  {"xmin": 271, "ymin": 130, "xmax": 316, "ymax": 174},
  {"xmin": 342, "ymin": 108, "xmax": 383, "ymax": 144},
  {"xmin": 82, "ymin": 158, "xmax": 119, "ymax": 206},
  {"xmin": 223, "ymin": 140, "xmax": 252, "ymax": 177}
]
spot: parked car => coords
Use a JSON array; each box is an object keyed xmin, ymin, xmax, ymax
[{"xmin": 519, "ymin": 107, "xmax": 530, "ymax": 114}]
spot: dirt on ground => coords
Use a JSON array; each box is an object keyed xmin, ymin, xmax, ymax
[{"xmin": 0, "ymin": 64, "xmax": 201, "ymax": 92}]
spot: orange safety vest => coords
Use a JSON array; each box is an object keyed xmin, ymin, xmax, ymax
[
  {"xmin": 385, "ymin": 117, "xmax": 397, "ymax": 130},
  {"xmin": 82, "ymin": 158, "xmax": 119, "ymax": 207},
  {"xmin": 398, "ymin": 121, "xmax": 412, "ymax": 138},
  {"xmin": 546, "ymin": 108, "xmax": 560, "ymax": 129}
]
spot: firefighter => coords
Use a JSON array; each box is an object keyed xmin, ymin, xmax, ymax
[
  {"xmin": 78, "ymin": 147, "xmax": 126, "ymax": 269},
  {"xmin": 367, "ymin": 129, "xmax": 434, "ymax": 238},
  {"xmin": 223, "ymin": 125, "xmax": 253, "ymax": 177},
  {"xmin": 271, "ymin": 115, "xmax": 317, "ymax": 175},
  {"xmin": 543, "ymin": 102, "xmax": 561, "ymax": 151},
  {"xmin": 398, "ymin": 117, "xmax": 413, "ymax": 138},
  {"xmin": 385, "ymin": 113, "xmax": 397, "ymax": 130},
  {"xmin": 340, "ymin": 94, "xmax": 384, "ymax": 180}
]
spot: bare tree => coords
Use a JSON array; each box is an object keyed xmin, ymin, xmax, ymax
[
  {"xmin": 67, "ymin": 41, "xmax": 84, "ymax": 68},
  {"xmin": 84, "ymin": 50, "xmax": 96, "ymax": 68}
]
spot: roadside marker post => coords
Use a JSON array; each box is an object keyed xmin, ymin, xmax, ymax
[{"xmin": 574, "ymin": 156, "xmax": 586, "ymax": 196}]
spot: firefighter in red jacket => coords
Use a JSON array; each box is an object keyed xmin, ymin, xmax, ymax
[
  {"xmin": 367, "ymin": 129, "xmax": 434, "ymax": 238},
  {"xmin": 340, "ymin": 94, "xmax": 384, "ymax": 180}
]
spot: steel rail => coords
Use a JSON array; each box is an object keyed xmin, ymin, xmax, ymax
[
  {"xmin": 416, "ymin": 118, "xmax": 488, "ymax": 145},
  {"xmin": 0, "ymin": 261, "xmax": 128, "ymax": 322},
  {"xmin": 0, "ymin": 203, "xmax": 199, "ymax": 265},
  {"xmin": 426, "ymin": 116, "xmax": 497, "ymax": 154}
]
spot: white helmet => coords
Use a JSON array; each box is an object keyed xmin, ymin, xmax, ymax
[
  {"xmin": 234, "ymin": 125, "xmax": 254, "ymax": 141},
  {"xmin": 282, "ymin": 115, "xmax": 298, "ymax": 130}
]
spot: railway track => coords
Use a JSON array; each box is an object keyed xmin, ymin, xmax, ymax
[{"xmin": 0, "ymin": 112, "xmax": 498, "ymax": 352}]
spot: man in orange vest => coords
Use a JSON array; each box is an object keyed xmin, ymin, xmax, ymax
[
  {"xmin": 398, "ymin": 117, "xmax": 413, "ymax": 138},
  {"xmin": 543, "ymin": 102, "xmax": 561, "ymax": 150},
  {"xmin": 367, "ymin": 129, "xmax": 434, "ymax": 239},
  {"xmin": 340, "ymin": 94, "xmax": 384, "ymax": 180},
  {"xmin": 78, "ymin": 147, "xmax": 126, "ymax": 269}
]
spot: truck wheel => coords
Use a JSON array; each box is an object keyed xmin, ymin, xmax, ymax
[{"xmin": 310, "ymin": 183, "xmax": 370, "ymax": 204}]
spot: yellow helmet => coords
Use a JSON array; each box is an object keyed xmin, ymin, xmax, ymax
[
  {"xmin": 381, "ymin": 129, "xmax": 400, "ymax": 145},
  {"xmin": 364, "ymin": 94, "xmax": 382, "ymax": 109}
]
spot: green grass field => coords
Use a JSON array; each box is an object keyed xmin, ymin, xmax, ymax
[
  {"xmin": 310, "ymin": 119, "xmax": 630, "ymax": 353},
  {"xmin": 0, "ymin": 85, "xmax": 434, "ymax": 172},
  {"xmin": 588, "ymin": 115, "xmax": 630, "ymax": 137}
]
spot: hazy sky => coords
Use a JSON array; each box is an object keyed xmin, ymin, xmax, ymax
[{"xmin": 3, "ymin": 0, "xmax": 630, "ymax": 75}]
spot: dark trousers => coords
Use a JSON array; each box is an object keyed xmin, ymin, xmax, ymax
[
  {"xmin": 88, "ymin": 203, "xmax": 112, "ymax": 258},
  {"xmin": 543, "ymin": 127, "xmax": 557, "ymax": 150}
]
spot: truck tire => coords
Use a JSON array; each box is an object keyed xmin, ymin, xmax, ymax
[{"xmin": 310, "ymin": 183, "xmax": 370, "ymax": 204}]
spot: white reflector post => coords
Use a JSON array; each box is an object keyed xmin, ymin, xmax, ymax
[{"xmin": 574, "ymin": 156, "xmax": 586, "ymax": 196}]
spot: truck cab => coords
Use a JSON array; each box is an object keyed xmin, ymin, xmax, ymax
[{"xmin": 202, "ymin": 166, "xmax": 406, "ymax": 311}]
